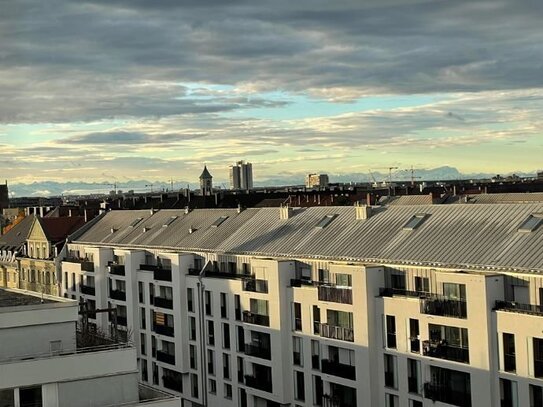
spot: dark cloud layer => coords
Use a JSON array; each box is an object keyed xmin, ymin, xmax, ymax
[{"xmin": 2, "ymin": 0, "xmax": 543, "ymax": 123}]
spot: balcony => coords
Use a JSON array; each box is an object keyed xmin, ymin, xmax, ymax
[
  {"xmin": 81, "ymin": 261, "xmax": 95, "ymax": 272},
  {"xmin": 424, "ymin": 383, "xmax": 471, "ymax": 407},
  {"xmin": 319, "ymin": 323, "xmax": 354, "ymax": 342},
  {"xmin": 290, "ymin": 279, "xmax": 316, "ymax": 288},
  {"xmin": 108, "ymin": 264, "xmax": 125, "ymax": 276},
  {"xmin": 204, "ymin": 270, "xmax": 247, "ymax": 280},
  {"xmin": 153, "ymin": 296, "xmax": 173, "ymax": 310},
  {"xmin": 242, "ymin": 311, "xmax": 270, "ymax": 327},
  {"xmin": 244, "ymin": 344, "xmax": 271, "ymax": 360},
  {"xmin": 116, "ymin": 316, "xmax": 128, "ymax": 326},
  {"xmin": 318, "ymin": 285, "xmax": 353, "ymax": 305},
  {"xmin": 154, "ymin": 268, "xmax": 172, "ymax": 282},
  {"xmin": 80, "ymin": 284, "xmax": 95, "ymax": 296},
  {"xmin": 243, "ymin": 278, "xmax": 269, "ymax": 294},
  {"xmin": 321, "ymin": 359, "xmax": 356, "ymax": 380},
  {"xmin": 162, "ymin": 374, "xmax": 183, "ymax": 392},
  {"xmin": 110, "ymin": 289, "xmax": 126, "ymax": 301},
  {"xmin": 244, "ymin": 375, "xmax": 273, "ymax": 393},
  {"xmin": 495, "ymin": 300, "xmax": 543, "ymax": 316},
  {"xmin": 156, "ymin": 350, "xmax": 175, "ymax": 365},
  {"xmin": 421, "ymin": 296, "xmax": 467, "ymax": 319},
  {"xmin": 422, "ymin": 340, "xmax": 469, "ymax": 364},
  {"xmin": 154, "ymin": 324, "xmax": 175, "ymax": 337}
]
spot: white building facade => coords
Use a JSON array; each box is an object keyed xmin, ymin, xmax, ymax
[{"xmin": 60, "ymin": 205, "xmax": 543, "ymax": 407}]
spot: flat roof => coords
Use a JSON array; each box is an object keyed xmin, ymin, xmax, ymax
[{"xmin": 0, "ymin": 289, "xmax": 58, "ymax": 308}]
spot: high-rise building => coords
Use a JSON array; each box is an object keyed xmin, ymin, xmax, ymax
[
  {"xmin": 58, "ymin": 204, "xmax": 543, "ymax": 407},
  {"xmin": 229, "ymin": 161, "xmax": 253, "ymax": 190},
  {"xmin": 305, "ymin": 173, "xmax": 329, "ymax": 188}
]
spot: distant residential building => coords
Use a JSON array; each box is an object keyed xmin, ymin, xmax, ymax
[
  {"xmin": 0, "ymin": 180, "xmax": 8, "ymax": 211},
  {"xmin": 305, "ymin": 173, "xmax": 329, "ymax": 188},
  {"xmin": 229, "ymin": 161, "xmax": 254, "ymax": 190},
  {"xmin": 199, "ymin": 165, "xmax": 213, "ymax": 196},
  {"xmin": 538, "ymin": 171, "xmax": 543, "ymax": 180}
]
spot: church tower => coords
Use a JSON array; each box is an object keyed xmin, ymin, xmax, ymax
[{"xmin": 199, "ymin": 166, "xmax": 213, "ymax": 196}]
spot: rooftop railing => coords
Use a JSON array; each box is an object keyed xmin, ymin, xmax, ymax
[
  {"xmin": 422, "ymin": 340, "xmax": 469, "ymax": 364},
  {"xmin": 318, "ymin": 323, "xmax": 354, "ymax": 342},
  {"xmin": 495, "ymin": 300, "xmax": 543, "ymax": 316}
]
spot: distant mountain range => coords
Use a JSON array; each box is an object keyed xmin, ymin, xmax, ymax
[{"xmin": 7, "ymin": 166, "xmax": 538, "ymax": 197}]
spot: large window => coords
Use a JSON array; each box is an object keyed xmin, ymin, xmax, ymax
[
  {"xmin": 503, "ymin": 333, "xmax": 516, "ymax": 372},
  {"xmin": 250, "ymin": 298, "xmax": 269, "ymax": 316},
  {"xmin": 20, "ymin": 386, "xmax": 43, "ymax": 407},
  {"xmin": 326, "ymin": 310, "xmax": 353, "ymax": 328},
  {"xmin": 443, "ymin": 283, "xmax": 466, "ymax": 300},
  {"xmin": 0, "ymin": 389, "xmax": 14, "ymax": 407},
  {"xmin": 534, "ymin": 337, "xmax": 543, "ymax": 378}
]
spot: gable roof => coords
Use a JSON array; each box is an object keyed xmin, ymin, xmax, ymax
[
  {"xmin": 37, "ymin": 216, "xmax": 86, "ymax": 243},
  {"xmin": 199, "ymin": 166, "xmax": 212, "ymax": 179},
  {"xmin": 72, "ymin": 204, "xmax": 543, "ymax": 273},
  {"xmin": 0, "ymin": 215, "xmax": 34, "ymax": 252}
]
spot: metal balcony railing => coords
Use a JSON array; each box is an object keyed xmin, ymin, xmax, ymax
[
  {"xmin": 162, "ymin": 374, "xmax": 183, "ymax": 392},
  {"xmin": 156, "ymin": 350, "xmax": 175, "ymax": 365},
  {"xmin": 244, "ymin": 375, "xmax": 273, "ymax": 393},
  {"xmin": 321, "ymin": 359, "xmax": 356, "ymax": 380},
  {"xmin": 80, "ymin": 284, "xmax": 95, "ymax": 296},
  {"xmin": 242, "ymin": 311, "xmax": 270, "ymax": 327},
  {"xmin": 81, "ymin": 261, "xmax": 95, "ymax": 272},
  {"xmin": 244, "ymin": 344, "xmax": 271, "ymax": 360},
  {"xmin": 243, "ymin": 278, "xmax": 269, "ymax": 293},
  {"xmin": 318, "ymin": 285, "xmax": 353, "ymax": 304},
  {"xmin": 153, "ymin": 324, "xmax": 174, "ymax": 337},
  {"xmin": 110, "ymin": 289, "xmax": 126, "ymax": 301},
  {"xmin": 495, "ymin": 300, "xmax": 543, "ymax": 316},
  {"xmin": 319, "ymin": 323, "xmax": 354, "ymax": 342},
  {"xmin": 154, "ymin": 268, "xmax": 172, "ymax": 282},
  {"xmin": 420, "ymin": 297, "xmax": 467, "ymax": 319},
  {"xmin": 108, "ymin": 263, "xmax": 125, "ymax": 276},
  {"xmin": 424, "ymin": 383, "xmax": 472, "ymax": 407},
  {"xmin": 422, "ymin": 340, "xmax": 469, "ymax": 364},
  {"xmin": 153, "ymin": 296, "xmax": 173, "ymax": 310}
]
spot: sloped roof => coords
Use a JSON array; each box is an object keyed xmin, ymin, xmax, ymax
[
  {"xmin": 199, "ymin": 166, "xmax": 212, "ymax": 179},
  {"xmin": 466, "ymin": 193, "xmax": 543, "ymax": 204},
  {"xmin": 0, "ymin": 215, "xmax": 34, "ymax": 252},
  {"xmin": 37, "ymin": 216, "xmax": 86, "ymax": 243},
  {"xmin": 72, "ymin": 204, "xmax": 543, "ymax": 272}
]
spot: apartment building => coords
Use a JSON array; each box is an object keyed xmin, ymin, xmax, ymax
[
  {"xmin": 305, "ymin": 174, "xmax": 329, "ymax": 189},
  {"xmin": 0, "ymin": 287, "xmax": 179, "ymax": 407},
  {"xmin": 60, "ymin": 204, "xmax": 543, "ymax": 407}
]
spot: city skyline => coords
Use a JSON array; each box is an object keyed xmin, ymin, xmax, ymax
[{"xmin": 2, "ymin": 1, "xmax": 543, "ymax": 185}]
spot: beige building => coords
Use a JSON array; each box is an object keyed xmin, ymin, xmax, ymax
[
  {"xmin": 305, "ymin": 174, "xmax": 329, "ymax": 188},
  {"xmin": 60, "ymin": 204, "xmax": 543, "ymax": 407}
]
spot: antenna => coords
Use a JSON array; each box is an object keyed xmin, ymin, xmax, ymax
[{"xmin": 388, "ymin": 167, "xmax": 398, "ymax": 197}]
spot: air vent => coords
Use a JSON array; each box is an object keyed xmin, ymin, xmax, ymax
[{"xmin": 129, "ymin": 218, "xmax": 143, "ymax": 227}]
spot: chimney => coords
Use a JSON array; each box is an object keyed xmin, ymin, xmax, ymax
[
  {"xmin": 184, "ymin": 206, "xmax": 190, "ymax": 215},
  {"xmin": 279, "ymin": 204, "xmax": 292, "ymax": 220},
  {"xmin": 237, "ymin": 204, "xmax": 243, "ymax": 214},
  {"xmin": 355, "ymin": 202, "xmax": 372, "ymax": 220}
]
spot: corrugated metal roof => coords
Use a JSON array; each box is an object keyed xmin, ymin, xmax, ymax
[
  {"xmin": 73, "ymin": 204, "xmax": 543, "ymax": 272},
  {"xmin": 467, "ymin": 193, "xmax": 543, "ymax": 204}
]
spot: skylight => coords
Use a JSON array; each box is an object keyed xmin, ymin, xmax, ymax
[
  {"xmin": 211, "ymin": 216, "xmax": 229, "ymax": 227},
  {"xmin": 316, "ymin": 214, "xmax": 338, "ymax": 229},
  {"xmin": 518, "ymin": 214, "xmax": 543, "ymax": 233},
  {"xmin": 403, "ymin": 214, "xmax": 428, "ymax": 230},
  {"xmin": 129, "ymin": 218, "xmax": 143, "ymax": 227},
  {"xmin": 163, "ymin": 216, "xmax": 178, "ymax": 227}
]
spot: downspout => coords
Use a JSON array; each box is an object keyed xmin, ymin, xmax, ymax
[{"xmin": 197, "ymin": 260, "xmax": 210, "ymax": 406}]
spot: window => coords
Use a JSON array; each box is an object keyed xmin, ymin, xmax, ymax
[
  {"xmin": 187, "ymin": 288, "xmax": 194, "ymax": 312},
  {"xmin": 500, "ymin": 378, "xmax": 518, "ymax": 407},
  {"xmin": 20, "ymin": 386, "xmax": 43, "ymax": 407},
  {"xmin": 209, "ymin": 379, "xmax": 216, "ymax": 394},
  {"xmin": 211, "ymin": 216, "xmax": 229, "ymax": 227},
  {"xmin": 407, "ymin": 358, "xmax": 420, "ymax": 394},
  {"xmin": 293, "ymin": 337, "xmax": 303, "ymax": 366},
  {"xmin": 503, "ymin": 333, "xmax": 516, "ymax": 372},
  {"xmin": 141, "ymin": 359, "xmax": 148, "ymax": 382},
  {"xmin": 220, "ymin": 293, "xmax": 228, "ymax": 318},
  {"xmin": 0, "ymin": 389, "xmax": 14, "ymax": 406},
  {"xmin": 294, "ymin": 302, "xmax": 302, "ymax": 331},
  {"xmin": 224, "ymin": 383, "xmax": 232, "ymax": 399},
  {"xmin": 384, "ymin": 354, "xmax": 397, "ymax": 389},
  {"xmin": 223, "ymin": 353, "xmax": 231, "ymax": 380},
  {"xmin": 208, "ymin": 321, "xmax": 215, "ymax": 346},
  {"xmin": 403, "ymin": 213, "xmax": 428, "ymax": 230},
  {"xmin": 235, "ymin": 295, "xmax": 241, "ymax": 320},
  {"xmin": 237, "ymin": 326, "xmax": 245, "ymax": 352},
  {"xmin": 140, "ymin": 308, "xmax": 146, "ymax": 330},
  {"xmin": 385, "ymin": 394, "xmax": 398, "ymax": 407},
  {"xmin": 223, "ymin": 323, "xmax": 231, "ymax": 349},
  {"xmin": 205, "ymin": 290, "xmax": 212, "ymax": 316},
  {"xmin": 414, "ymin": 276, "xmax": 429, "ymax": 292},
  {"xmin": 534, "ymin": 337, "xmax": 543, "ymax": 378},
  {"xmin": 295, "ymin": 371, "xmax": 305, "ymax": 401},
  {"xmin": 208, "ymin": 349, "xmax": 215, "ymax": 375},
  {"xmin": 138, "ymin": 282, "xmax": 145, "ymax": 303},
  {"xmin": 313, "ymin": 306, "xmax": 320, "ymax": 334},
  {"xmin": 518, "ymin": 214, "xmax": 543, "ymax": 232},
  {"xmin": 409, "ymin": 319, "xmax": 420, "ymax": 353},
  {"xmin": 443, "ymin": 283, "xmax": 466, "ymax": 300},
  {"xmin": 386, "ymin": 315, "xmax": 396, "ymax": 349},
  {"xmin": 530, "ymin": 384, "xmax": 543, "ymax": 407},
  {"xmin": 250, "ymin": 298, "xmax": 269, "ymax": 316},
  {"xmin": 335, "ymin": 273, "xmax": 352, "ymax": 287},
  {"xmin": 190, "ymin": 345, "xmax": 197, "ymax": 369},
  {"xmin": 189, "ymin": 316, "xmax": 196, "ymax": 340},
  {"xmin": 316, "ymin": 214, "xmax": 337, "ymax": 229},
  {"xmin": 191, "ymin": 373, "xmax": 199, "ymax": 398},
  {"xmin": 311, "ymin": 340, "xmax": 320, "ymax": 369},
  {"xmin": 140, "ymin": 333, "xmax": 146, "ymax": 355},
  {"xmin": 326, "ymin": 310, "xmax": 353, "ymax": 329}
]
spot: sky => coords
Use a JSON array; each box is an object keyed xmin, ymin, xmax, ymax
[{"xmin": 1, "ymin": 0, "xmax": 543, "ymax": 187}]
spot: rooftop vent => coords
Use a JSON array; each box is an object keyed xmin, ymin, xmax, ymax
[
  {"xmin": 355, "ymin": 202, "xmax": 372, "ymax": 220},
  {"xmin": 316, "ymin": 214, "xmax": 338, "ymax": 229},
  {"xmin": 142, "ymin": 227, "xmax": 150, "ymax": 233},
  {"xmin": 518, "ymin": 214, "xmax": 543, "ymax": 233},
  {"xmin": 279, "ymin": 204, "xmax": 292, "ymax": 220},
  {"xmin": 403, "ymin": 213, "xmax": 428, "ymax": 230},
  {"xmin": 189, "ymin": 226, "xmax": 196, "ymax": 234},
  {"xmin": 110, "ymin": 227, "xmax": 117, "ymax": 234},
  {"xmin": 184, "ymin": 206, "xmax": 190, "ymax": 215}
]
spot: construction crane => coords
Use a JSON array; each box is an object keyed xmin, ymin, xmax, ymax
[
  {"xmin": 402, "ymin": 166, "xmax": 422, "ymax": 186},
  {"xmin": 368, "ymin": 170, "xmax": 379, "ymax": 187}
]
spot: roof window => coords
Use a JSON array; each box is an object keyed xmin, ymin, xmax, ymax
[
  {"xmin": 211, "ymin": 216, "xmax": 229, "ymax": 227},
  {"xmin": 316, "ymin": 214, "xmax": 338, "ymax": 229},
  {"xmin": 518, "ymin": 214, "xmax": 543, "ymax": 233},
  {"xmin": 129, "ymin": 218, "xmax": 143, "ymax": 227},
  {"xmin": 403, "ymin": 213, "xmax": 428, "ymax": 230},
  {"xmin": 163, "ymin": 216, "xmax": 178, "ymax": 227}
]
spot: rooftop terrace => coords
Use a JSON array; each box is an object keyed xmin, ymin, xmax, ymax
[{"xmin": 0, "ymin": 288, "xmax": 58, "ymax": 308}]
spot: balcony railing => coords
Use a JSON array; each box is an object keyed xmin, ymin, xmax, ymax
[
  {"xmin": 318, "ymin": 285, "xmax": 353, "ymax": 305},
  {"xmin": 422, "ymin": 340, "xmax": 469, "ymax": 364},
  {"xmin": 243, "ymin": 278, "xmax": 269, "ymax": 294},
  {"xmin": 424, "ymin": 383, "xmax": 472, "ymax": 407},
  {"xmin": 204, "ymin": 270, "xmax": 248, "ymax": 280},
  {"xmin": 108, "ymin": 264, "xmax": 125, "ymax": 276},
  {"xmin": 244, "ymin": 344, "xmax": 271, "ymax": 360},
  {"xmin": 242, "ymin": 311, "xmax": 270, "ymax": 327},
  {"xmin": 188, "ymin": 268, "xmax": 200, "ymax": 276},
  {"xmin": 153, "ymin": 324, "xmax": 175, "ymax": 337},
  {"xmin": 156, "ymin": 350, "xmax": 175, "ymax": 365},
  {"xmin": 80, "ymin": 284, "xmax": 95, "ymax": 296},
  {"xmin": 154, "ymin": 268, "xmax": 172, "ymax": 282},
  {"xmin": 322, "ymin": 394, "xmax": 353, "ymax": 407},
  {"xmin": 81, "ymin": 261, "xmax": 95, "ymax": 272},
  {"xmin": 321, "ymin": 359, "xmax": 356, "ymax": 380},
  {"xmin": 116, "ymin": 316, "xmax": 127, "ymax": 326},
  {"xmin": 379, "ymin": 287, "xmax": 425, "ymax": 298},
  {"xmin": 244, "ymin": 375, "xmax": 273, "ymax": 393},
  {"xmin": 290, "ymin": 279, "xmax": 316, "ymax": 288},
  {"xmin": 420, "ymin": 297, "xmax": 467, "ymax": 319},
  {"xmin": 110, "ymin": 289, "xmax": 126, "ymax": 301},
  {"xmin": 153, "ymin": 296, "xmax": 173, "ymax": 310},
  {"xmin": 319, "ymin": 323, "xmax": 354, "ymax": 342},
  {"xmin": 162, "ymin": 374, "xmax": 183, "ymax": 392},
  {"xmin": 495, "ymin": 300, "xmax": 543, "ymax": 316}
]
